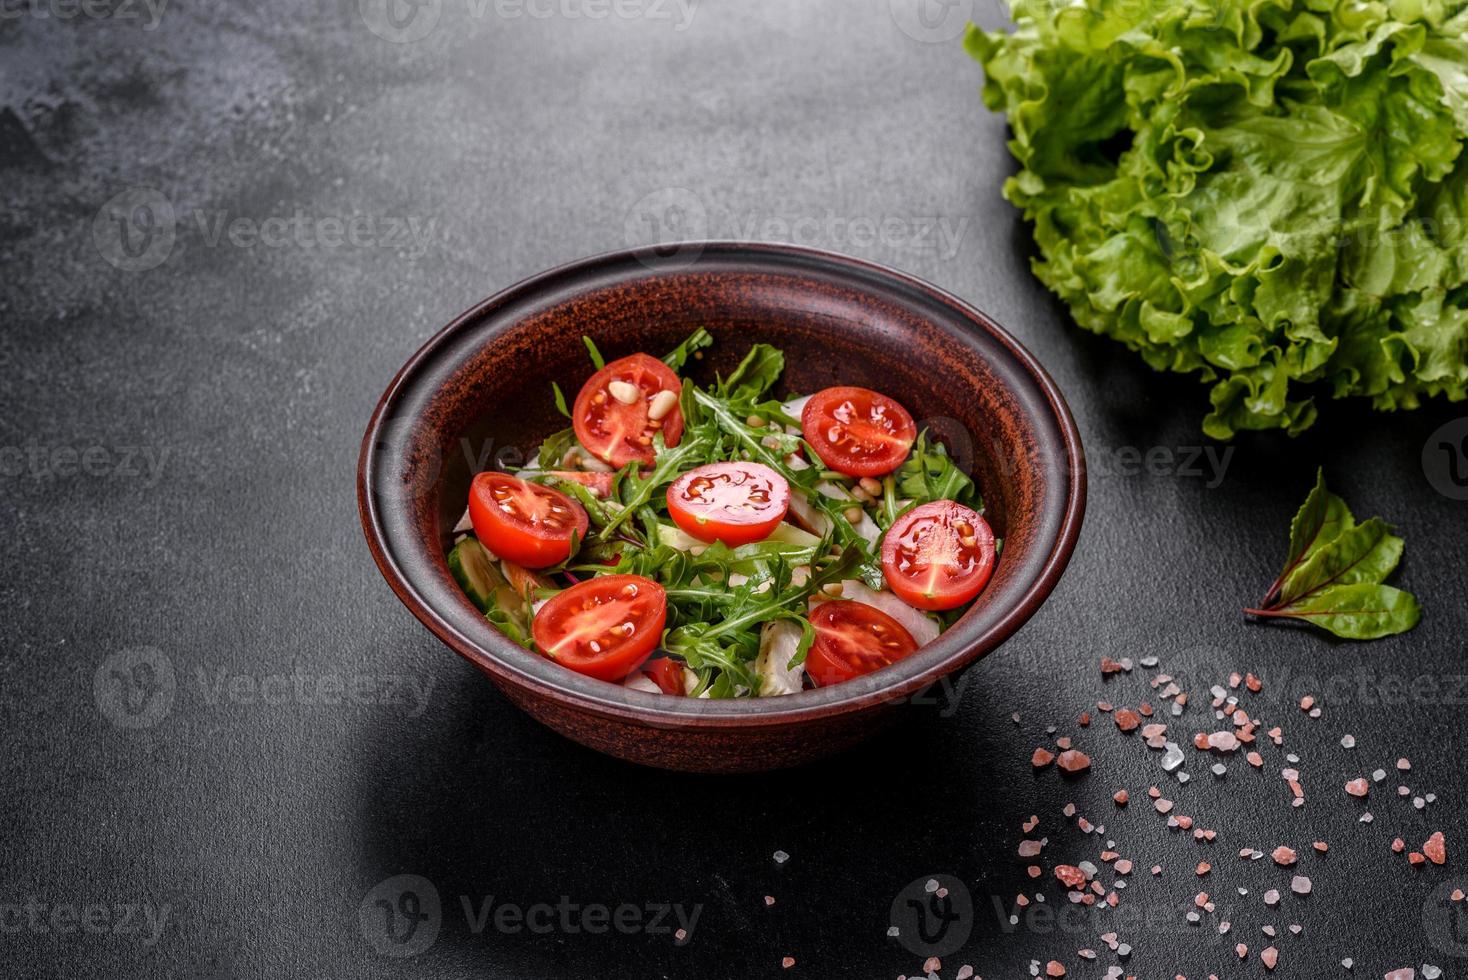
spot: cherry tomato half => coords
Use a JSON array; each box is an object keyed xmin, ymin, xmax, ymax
[
  {"xmin": 643, "ymin": 657, "xmax": 686, "ymax": 695},
  {"xmin": 468, "ymin": 472, "xmax": 588, "ymax": 569},
  {"xmin": 532, "ymin": 574, "xmax": 668, "ymax": 681},
  {"xmin": 806, "ymin": 600, "xmax": 918, "ymax": 687},
  {"xmin": 800, "ymin": 386, "xmax": 916, "ymax": 477},
  {"xmin": 881, "ymin": 500, "xmax": 995, "ymax": 611},
  {"xmin": 666, "ymin": 462, "xmax": 790, "ymax": 546},
  {"xmin": 572, "ymin": 353, "xmax": 684, "ymax": 468}
]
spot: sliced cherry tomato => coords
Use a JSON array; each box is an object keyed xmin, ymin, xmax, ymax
[
  {"xmin": 665, "ymin": 462, "xmax": 790, "ymax": 546},
  {"xmin": 572, "ymin": 353, "xmax": 684, "ymax": 468},
  {"xmin": 643, "ymin": 657, "xmax": 686, "ymax": 695},
  {"xmin": 545, "ymin": 471, "xmax": 614, "ymax": 498},
  {"xmin": 531, "ymin": 574, "xmax": 667, "ymax": 681},
  {"xmin": 468, "ymin": 472, "xmax": 588, "ymax": 569},
  {"xmin": 881, "ymin": 500, "xmax": 995, "ymax": 611},
  {"xmin": 806, "ymin": 600, "xmax": 918, "ymax": 687},
  {"xmin": 800, "ymin": 386, "xmax": 916, "ymax": 477}
]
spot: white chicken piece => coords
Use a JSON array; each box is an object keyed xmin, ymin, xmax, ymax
[
  {"xmin": 622, "ymin": 672, "xmax": 662, "ymax": 694},
  {"xmin": 755, "ymin": 619, "xmax": 806, "ymax": 696},
  {"xmin": 788, "ymin": 482, "xmax": 882, "ymax": 549}
]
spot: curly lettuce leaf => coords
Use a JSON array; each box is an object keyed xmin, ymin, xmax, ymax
[{"xmin": 969, "ymin": 0, "xmax": 1468, "ymax": 437}]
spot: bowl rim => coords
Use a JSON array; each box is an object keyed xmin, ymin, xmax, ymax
[{"xmin": 358, "ymin": 242, "xmax": 1086, "ymax": 728}]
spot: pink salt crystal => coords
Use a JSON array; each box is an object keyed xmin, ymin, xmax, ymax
[
  {"xmin": 1345, "ymin": 778, "xmax": 1369, "ymax": 797},
  {"xmin": 1291, "ymin": 876, "xmax": 1312, "ymax": 895},
  {"xmin": 1424, "ymin": 832, "xmax": 1447, "ymax": 866},
  {"xmin": 1057, "ymin": 750, "xmax": 1090, "ymax": 773},
  {"xmin": 1207, "ymin": 731, "xmax": 1240, "ymax": 752},
  {"xmin": 1260, "ymin": 946, "xmax": 1278, "ymax": 970}
]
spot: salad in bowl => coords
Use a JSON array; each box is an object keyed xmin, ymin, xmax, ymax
[{"xmin": 447, "ymin": 328, "xmax": 998, "ymax": 700}]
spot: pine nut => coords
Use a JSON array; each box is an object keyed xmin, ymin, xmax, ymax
[
  {"xmin": 859, "ymin": 477, "xmax": 882, "ymax": 496},
  {"xmin": 607, "ymin": 380, "xmax": 639, "ymax": 405},
  {"xmin": 746, "ymin": 414, "xmax": 766, "ymax": 428},
  {"xmin": 843, "ymin": 505, "xmax": 864, "ymax": 524},
  {"xmin": 823, "ymin": 582, "xmax": 844, "ymax": 597},
  {"xmin": 647, "ymin": 389, "xmax": 678, "ymax": 420}
]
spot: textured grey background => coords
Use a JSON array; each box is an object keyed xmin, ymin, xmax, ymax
[{"xmin": 2, "ymin": 1, "xmax": 1466, "ymax": 978}]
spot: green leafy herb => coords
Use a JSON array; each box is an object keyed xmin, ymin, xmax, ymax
[
  {"xmin": 536, "ymin": 427, "xmax": 576, "ymax": 471},
  {"xmin": 550, "ymin": 381, "xmax": 571, "ymax": 419},
  {"xmin": 581, "ymin": 335, "xmax": 606, "ymax": 370},
  {"xmin": 661, "ymin": 326, "xmax": 713, "ymax": 370},
  {"xmin": 968, "ymin": 2, "xmax": 1468, "ymax": 438},
  {"xmin": 1245, "ymin": 470, "xmax": 1420, "ymax": 640},
  {"xmin": 893, "ymin": 432, "xmax": 981, "ymax": 517},
  {"xmin": 719, "ymin": 343, "xmax": 785, "ymax": 401}
]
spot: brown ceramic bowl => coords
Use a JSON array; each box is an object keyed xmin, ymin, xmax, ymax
[{"xmin": 358, "ymin": 243, "xmax": 1085, "ymax": 772}]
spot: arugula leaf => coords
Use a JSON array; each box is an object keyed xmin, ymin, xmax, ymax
[
  {"xmin": 894, "ymin": 431, "xmax": 981, "ymax": 516},
  {"xmin": 1247, "ymin": 472, "xmax": 1420, "ymax": 640},
  {"xmin": 536, "ymin": 427, "xmax": 576, "ymax": 471},
  {"xmin": 550, "ymin": 381, "xmax": 571, "ymax": 419},
  {"xmin": 596, "ymin": 433, "xmax": 712, "ymax": 542},
  {"xmin": 662, "ymin": 327, "xmax": 713, "ymax": 371},
  {"xmin": 581, "ymin": 335, "xmax": 606, "ymax": 370},
  {"xmin": 719, "ymin": 343, "xmax": 785, "ymax": 401}
]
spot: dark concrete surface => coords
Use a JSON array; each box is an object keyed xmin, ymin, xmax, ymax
[{"xmin": 2, "ymin": 2, "xmax": 1466, "ymax": 978}]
